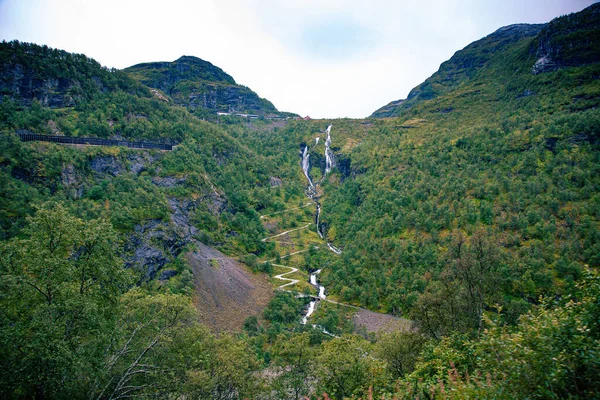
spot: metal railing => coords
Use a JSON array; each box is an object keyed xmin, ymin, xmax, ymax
[{"xmin": 17, "ymin": 132, "xmax": 173, "ymax": 150}]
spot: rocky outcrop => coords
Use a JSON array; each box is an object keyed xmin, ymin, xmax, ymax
[
  {"xmin": 531, "ymin": 3, "xmax": 600, "ymax": 74},
  {"xmin": 269, "ymin": 177, "xmax": 283, "ymax": 187},
  {"xmin": 61, "ymin": 164, "xmax": 83, "ymax": 199},
  {"xmin": 125, "ymin": 218, "xmax": 187, "ymax": 280},
  {"xmin": 0, "ymin": 41, "xmax": 144, "ymax": 108},
  {"xmin": 152, "ymin": 176, "xmax": 187, "ymax": 188},
  {"xmin": 127, "ymin": 153, "xmax": 160, "ymax": 175},
  {"xmin": 90, "ymin": 156, "xmax": 124, "ymax": 176},
  {"xmin": 371, "ymin": 23, "xmax": 545, "ymax": 117},
  {"xmin": 124, "ymin": 56, "xmax": 277, "ymax": 114}
]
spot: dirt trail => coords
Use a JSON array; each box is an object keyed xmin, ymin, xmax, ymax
[
  {"xmin": 272, "ymin": 264, "xmax": 299, "ymax": 289},
  {"xmin": 261, "ymin": 224, "xmax": 312, "ymax": 242}
]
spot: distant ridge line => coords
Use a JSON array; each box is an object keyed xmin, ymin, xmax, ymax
[{"xmin": 17, "ymin": 132, "xmax": 174, "ymax": 151}]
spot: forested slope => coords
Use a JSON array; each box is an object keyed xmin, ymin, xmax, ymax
[
  {"xmin": 0, "ymin": 4, "xmax": 599, "ymax": 399},
  {"xmin": 313, "ymin": 5, "xmax": 600, "ymax": 333}
]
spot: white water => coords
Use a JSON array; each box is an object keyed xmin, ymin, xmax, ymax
[
  {"xmin": 316, "ymin": 204, "xmax": 323, "ymax": 238},
  {"xmin": 310, "ymin": 269, "xmax": 326, "ymax": 299},
  {"xmin": 301, "ymin": 145, "xmax": 313, "ymax": 189},
  {"xmin": 324, "ymin": 124, "xmax": 333, "ymax": 175},
  {"xmin": 298, "ymin": 125, "xmax": 343, "ymax": 328},
  {"xmin": 327, "ymin": 243, "xmax": 342, "ymax": 255},
  {"xmin": 302, "ymin": 300, "xmax": 317, "ymax": 325}
]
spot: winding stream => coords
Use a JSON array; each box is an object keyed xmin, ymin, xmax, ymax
[{"xmin": 299, "ymin": 124, "xmax": 342, "ymax": 326}]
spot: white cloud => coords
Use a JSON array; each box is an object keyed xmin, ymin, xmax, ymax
[{"xmin": 0, "ymin": 0, "xmax": 596, "ymax": 118}]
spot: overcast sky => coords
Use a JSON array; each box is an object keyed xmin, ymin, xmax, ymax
[{"xmin": 0, "ymin": 0, "xmax": 597, "ymax": 118}]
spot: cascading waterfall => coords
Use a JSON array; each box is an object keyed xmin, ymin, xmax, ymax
[
  {"xmin": 301, "ymin": 269, "xmax": 326, "ymax": 325},
  {"xmin": 316, "ymin": 204, "xmax": 323, "ymax": 238},
  {"xmin": 324, "ymin": 124, "xmax": 334, "ymax": 175},
  {"xmin": 301, "ymin": 145, "xmax": 314, "ymax": 190},
  {"xmin": 299, "ymin": 124, "xmax": 342, "ymax": 329}
]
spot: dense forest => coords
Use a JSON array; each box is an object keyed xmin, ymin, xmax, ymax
[{"xmin": 1, "ymin": 3, "xmax": 600, "ymax": 399}]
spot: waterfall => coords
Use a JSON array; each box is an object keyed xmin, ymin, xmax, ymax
[
  {"xmin": 298, "ymin": 125, "xmax": 342, "ymax": 328},
  {"xmin": 324, "ymin": 125, "xmax": 334, "ymax": 175},
  {"xmin": 302, "ymin": 300, "xmax": 317, "ymax": 325},
  {"xmin": 301, "ymin": 269, "xmax": 326, "ymax": 325},
  {"xmin": 302, "ymin": 145, "xmax": 313, "ymax": 189},
  {"xmin": 316, "ymin": 203, "xmax": 323, "ymax": 238}
]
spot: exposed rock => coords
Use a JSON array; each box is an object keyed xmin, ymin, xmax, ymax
[
  {"xmin": 531, "ymin": 4, "xmax": 600, "ymax": 75},
  {"xmin": 133, "ymin": 245, "xmax": 168, "ymax": 280},
  {"xmin": 47, "ymin": 120, "xmax": 61, "ymax": 135},
  {"xmin": 532, "ymin": 55, "xmax": 560, "ymax": 74},
  {"xmin": 269, "ymin": 176, "xmax": 283, "ymax": 187},
  {"xmin": 159, "ymin": 269, "xmax": 178, "ymax": 280},
  {"xmin": 152, "ymin": 176, "xmax": 187, "ymax": 187},
  {"xmin": 150, "ymin": 88, "xmax": 170, "ymax": 102},
  {"xmin": 61, "ymin": 164, "xmax": 83, "ymax": 199},
  {"xmin": 168, "ymin": 198, "xmax": 199, "ymax": 240},
  {"xmin": 125, "ymin": 219, "xmax": 185, "ymax": 280},
  {"xmin": 124, "ymin": 56, "xmax": 278, "ymax": 115},
  {"xmin": 90, "ymin": 156, "xmax": 123, "ymax": 176},
  {"xmin": 128, "ymin": 153, "xmax": 159, "ymax": 175}
]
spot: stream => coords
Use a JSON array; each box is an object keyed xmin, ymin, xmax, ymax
[{"xmin": 300, "ymin": 124, "xmax": 341, "ymax": 326}]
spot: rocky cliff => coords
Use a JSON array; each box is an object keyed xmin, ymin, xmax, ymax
[
  {"xmin": 0, "ymin": 41, "xmax": 147, "ymax": 108},
  {"xmin": 125, "ymin": 56, "xmax": 278, "ymax": 115},
  {"xmin": 371, "ymin": 3, "xmax": 600, "ymax": 118},
  {"xmin": 370, "ymin": 23, "xmax": 545, "ymax": 118}
]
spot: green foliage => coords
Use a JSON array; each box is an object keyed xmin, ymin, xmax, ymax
[
  {"xmin": 315, "ymin": 334, "xmax": 389, "ymax": 400},
  {"xmin": 0, "ymin": 203, "xmax": 127, "ymax": 398},
  {"xmin": 393, "ymin": 269, "xmax": 600, "ymax": 399},
  {"xmin": 375, "ymin": 331, "xmax": 428, "ymax": 378}
]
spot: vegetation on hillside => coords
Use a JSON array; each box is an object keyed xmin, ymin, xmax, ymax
[{"xmin": 1, "ymin": 4, "xmax": 599, "ymax": 399}]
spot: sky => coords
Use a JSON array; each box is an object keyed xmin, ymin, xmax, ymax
[{"xmin": 0, "ymin": 0, "xmax": 597, "ymax": 118}]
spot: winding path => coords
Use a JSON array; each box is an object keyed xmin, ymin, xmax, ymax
[
  {"xmin": 272, "ymin": 264, "xmax": 300, "ymax": 290},
  {"xmin": 260, "ymin": 203, "xmax": 313, "ymax": 219},
  {"xmin": 261, "ymin": 224, "xmax": 312, "ymax": 242}
]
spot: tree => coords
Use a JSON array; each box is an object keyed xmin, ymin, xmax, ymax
[
  {"xmin": 272, "ymin": 332, "xmax": 315, "ymax": 400},
  {"xmin": 0, "ymin": 203, "xmax": 127, "ymax": 398},
  {"xmin": 316, "ymin": 334, "xmax": 389, "ymax": 400},
  {"xmin": 375, "ymin": 331, "xmax": 427, "ymax": 378}
]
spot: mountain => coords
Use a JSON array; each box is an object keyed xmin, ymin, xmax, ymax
[
  {"xmin": 0, "ymin": 41, "xmax": 149, "ymax": 108},
  {"xmin": 371, "ymin": 3, "xmax": 600, "ymax": 118},
  {"xmin": 311, "ymin": 3, "xmax": 600, "ymax": 322},
  {"xmin": 1, "ymin": 4, "xmax": 600, "ymax": 399},
  {"xmin": 124, "ymin": 55, "xmax": 279, "ymax": 116}
]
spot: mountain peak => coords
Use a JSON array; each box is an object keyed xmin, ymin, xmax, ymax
[{"xmin": 124, "ymin": 55, "xmax": 277, "ymax": 115}]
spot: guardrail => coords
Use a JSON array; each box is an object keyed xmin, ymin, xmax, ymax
[{"xmin": 17, "ymin": 132, "xmax": 173, "ymax": 150}]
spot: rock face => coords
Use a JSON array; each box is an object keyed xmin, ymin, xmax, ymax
[
  {"xmin": 90, "ymin": 156, "xmax": 124, "ymax": 176},
  {"xmin": 371, "ymin": 4, "xmax": 600, "ymax": 117},
  {"xmin": 370, "ymin": 23, "xmax": 545, "ymax": 118},
  {"xmin": 0, "ymin": 41, "xmax": 142, "ymax": 108},
  {"xmin": 531, "ymin": 3, "xmax": 600, "ymax": 74},
  {"xmin": 124, "ymin": 56, "xmax": 277, "ymax": 114}
]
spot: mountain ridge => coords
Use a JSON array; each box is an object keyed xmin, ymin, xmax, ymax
[{"xmin": 124, "ymin": 55, "xmax": 279, "ymax": 116}]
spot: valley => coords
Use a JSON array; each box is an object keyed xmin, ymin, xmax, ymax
[{"xmin": 0, "ymin": 3, "xmax": 599, "ymax": 399}]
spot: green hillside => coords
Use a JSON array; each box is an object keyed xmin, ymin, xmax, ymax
[
  {"xmin": 0, "ymin": 3, "xmax": 599, "ymax": 399},
  {"xmin": 313, "ymin": 5, "xmax": 600, "ymax": 327}
]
